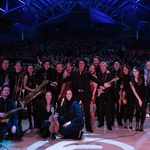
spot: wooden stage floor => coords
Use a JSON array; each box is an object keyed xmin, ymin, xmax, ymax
[{"xmin": 1, "ymin": 117, "xmax": 150, "ymax": 150}]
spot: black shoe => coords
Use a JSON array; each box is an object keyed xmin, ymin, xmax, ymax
[
  {"xmin": 118, "ymin": 122, "xmax": 123, "ymax": 126},
  {"xmin": 78, "ymin": 131, "xmax": 83, "ymax": 139},
  {"xmin": 124, "ymin": 122, "xmax": 127, "ymax": 128},
  {"xmin": 129, "ymin": 122, "xmax": 132, "ymax": 129},
  {"xmin": 98, "ymin": 123, "xmax": 104, "ymax": 128},
  {"xmin": 135, "ymin": 122, "xmax": 140, "ymax": 131},
  {"xmin": 139, "ymin": 124, "xmax": 143, "ymax": 132},
  {"xmin": 51, "ymin": 132, "xmax": 56, "ymax": 139},
  {"xmin": 107, "ymin": 125, "xmax": 112, "ymax": 131},
  {"xmin": 34, "ymin": 124, "xmax": 39, "ymax": 129},
  {"xmin": 29, "ymin": 124, "xmax": 33, "ymax": 129},
  {"xmin": 86, "ymin": 129, "xmax": 93, "ymax": 132}
]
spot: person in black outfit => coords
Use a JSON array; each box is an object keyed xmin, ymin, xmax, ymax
[
  {"xmin": 38, "ymin": 91, "xmax": 57, "ymax": 139},
  {"xmin": 59, "ymin": 59, "xmax": 110, "ymax": 132},
  {"xmin": 58, "ymin": 89, "xmax": 84, "ymax": 139},
  {"xmin": 0, "ymin": 58, "xmax": 9, "ymax": 89},
  {"xmin": 144, "ymin": 61, "xmax": 150, "ymax": 116},
  {"xmin": 35, "ymin": 59, "xmax": 56, "ymax": 127},
  {"xmin": 111, "ymin": 61, "xmax": 123, "ymax": 126},
  {"xmin": 92, "ymin": 56, "xmax": 101, "ymax": 74},
  {"xmin": 0, "ymin": 85, "xmax": 23, "ymax": 140},
  {"xmin": 130, "ymin": 67, "xmax": 146, "ymax": 131},
  {"xmin": 96, "ymin": 62, "xmax": 113, "ymax": 130},
  {"xmin": 54, "ymin": 62, "xmax": 64, "ymax": 109},
  {"xmin": 121, "ymin": 65, "xmax": 134, "ymax": 129},
  {"xmin": 23, "ymin": 64, "xmax": 37, "ymax": 129},
  {"xmin": 8, "ymin": 61, "xmax": 24, "ymax": 128}
]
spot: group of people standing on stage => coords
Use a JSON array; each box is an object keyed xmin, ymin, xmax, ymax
[{"xmin": 0, "ymin": 56, "xmax": 150, "ymax": 140}]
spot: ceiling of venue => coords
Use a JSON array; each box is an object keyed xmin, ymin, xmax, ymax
[{"xmin": 0, "ymin": 0, "xmax": 149, "ymax": 40}]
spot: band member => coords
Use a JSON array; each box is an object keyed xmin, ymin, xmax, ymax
[
  {"xmin": 58, "ymin": 89, "xmax": 84, "ymax": 139},
  {"xmin": 121, "ymin": 65, "xmax": 134, "ymax": 129},
  {"xmin": 144, "ymin": 61, "xmax": 150, "ymax": 116},
  {"xmin": 92, "ymin": 56, "xmax": 101, "ymax": 74},
  {"xmin": 35, "ymin": 59, "xmax": 55, "ymax": 127},
  {"xmin": 23, "ymin": 64, "xmax": 36, "ymax": 129},
  {"xmin": 88, "ymin": 65, "xmax": 98, "ymax": 129},
  {"xmin": 38, "ymin": 91, "xmax": 58, "ymax": 139},
  {"xmin": 53, "ymin": 62, "xmax": 64, "ymax": 107},
  {"xmin": 58, "ymin": 62, "xmax": 73, "ymax": 99},
  {"xmin": 111, "ymin": 61, "xmax": 123, "ymax": 126},
  {"xmin": 36, "ymin": 59, "xmax": 55, "ymax": 98},
  {"xmin": 8, "ymin": 61, "xmax": 24, "ymax": 128},
  {"xmin": 0, "ymin": 58, "xmax": 9, "ymax": 89},
  {"xmin": 130, "ymin": 67, "xmax": 146, "ymax": 131},
  {"xmin": 96, "ymin": 62, "xmax": 113, "ymax": 130},
  {"xmin": 59, "ymin": 59, "xmax": 109, "ymax": 132},
  {"xmin": 36, "ymin": 59, "xmax": 54, "ymax": 83},
  {"xmin": 0, "ymin": 85, "xmax": 23, "ymax": 140}
]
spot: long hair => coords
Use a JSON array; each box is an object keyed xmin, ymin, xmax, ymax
[
  {"xmin": 132, "ymin": 67, "xmax": 142, "ymax": 85},
  {"xmin": 121, "ymin": 65, "xmax": 130, "ymax": 77}
]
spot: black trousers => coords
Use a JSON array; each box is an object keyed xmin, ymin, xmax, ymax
[
  {"xmin": 135, "ymin": 98, "xmax": 147, "ymax": 124},
  {"xmin": 17, "ymin": 101, "xmax": 23, "ymax": 127},
  {"xmin": 27, "ymin": 99, "xmax": 38, "ymax": 127},
  {"xmin": 112, "ymin": 89, "xmax": 124, "ymax": 124},
  {"xmin": 146, "ymin": 86, "xmax": 150, "ymax": 108},
  {"xmin": 123, "ymin": 95, "xmax": 134, "ymax": 123},
  {"xmin": 97, "ymin": 92, "xmax": 113, "ymax": 126},
  {"xmin": 75, "ymin": 92, "xmax": 92, "ymax": 131}
]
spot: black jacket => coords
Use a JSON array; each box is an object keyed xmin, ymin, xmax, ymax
[
  {"xmin": 58, "ymin": 99, "xmax": 84, "ymax": 128},
  {"xmin": 60, "ymin": 70, "xmax": 102, "ymax": 98}
]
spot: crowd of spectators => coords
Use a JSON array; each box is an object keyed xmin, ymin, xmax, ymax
[{"xmin": 0, "ymin": 38, "xmax": 149, "ymax": 71}]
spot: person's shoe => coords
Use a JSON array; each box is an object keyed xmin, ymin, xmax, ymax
[
  {"xmin": 129, "ymin": 122, "xmax": 132, "ymax": 129},
  {"xmin": 51, "ymin": 132, "xmax": 57, "ymax": 139},
  {"xmin": 135, "ymin": 122, "xmax": 140, "ymax": 131},
  {"xmin": 139, "ymin": 124, "xmax": 143, "ymax": 132},
  {"xmin": 78, "ymin": 131, "xmax": 83, "ymax": 139},
  {"xmin": 124, "ymin": 122, "xmax": 127, "ymax": 128},
  {"xmin": 86, "ymin": 129, "xmax": 93, "ymax": 132},
  {"xmin": 107, "ymin": 125, "xmax": 112, "ymax": 131},
  {"xmin": 29, "ymin": 124, "xmax": 33, "ymax": 129},
  {"xmin": 34, "ymin": 124, "xmax": 39, "ymax": 129},
  {"xmin": 98, "ymin": 123, "xmax": 104, "ymax": 128},
  {"xmin": 118, "ymin": 122, "xmax": 123, "ymax": 126}
]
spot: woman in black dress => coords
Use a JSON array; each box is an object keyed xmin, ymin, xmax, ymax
[
  {"xmin": 130, "ymin": 67, "xmax": 146, "ymax": 131},
  {"xmin": 24, "ymin": 64, "xmax": 36, "ymax": 129},
  {"xmin": 58, "ymin": 89, "xmax": 84, "ymax": 139},
  {"xmin": 121, "ymin": 65, "xmax": 134, "ymax": 129}
]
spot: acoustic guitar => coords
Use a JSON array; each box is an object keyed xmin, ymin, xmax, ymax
[{"xmin": 0, "ymin": 106, "xmax": 24, "ymax": 123}]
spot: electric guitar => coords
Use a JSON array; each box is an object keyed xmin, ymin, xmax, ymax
[{"xmin": 97, "ymin": 77, "xmax": 119, "ymax": 97}]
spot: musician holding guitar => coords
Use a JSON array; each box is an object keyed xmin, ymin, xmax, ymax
[
  {"xmin": 96, "ymin": 62, "xmax": 114, "ymax": 130},
  {"xmin": 0, "ymin": 85, "xmax": 23, "ymax": 140}
]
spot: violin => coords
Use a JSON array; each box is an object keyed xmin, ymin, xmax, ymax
[
  {"xmin": 49, "ymin": 107, "xmax": 59, "ymax": 133},
  {"xmin": 118, "ymin": 85, "xmax": 127, "ymax": 105}
]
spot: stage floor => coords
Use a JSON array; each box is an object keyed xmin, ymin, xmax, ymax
[{"xmin": 1, "ymin": 118, "xmax": 150, "ymax": 150}]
